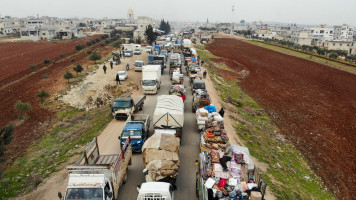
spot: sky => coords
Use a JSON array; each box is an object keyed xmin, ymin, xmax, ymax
[{"xmin": 1, "ymin": 0, "xmax": 355, "ymax": 26}]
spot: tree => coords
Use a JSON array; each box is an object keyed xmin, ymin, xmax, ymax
[
  {"xmin": 43, "ymin": 59, "xmax": 50, "ymax": 64},
  {"xmin": 0, "ymin": 123, "xmax": 15, "ymax": 157},
  {"xmin": 73, "ymin": 65, "xmax": 84, "ymax": 76},
  {"xmin": 144, "ymin": 24, "xmax": 158, "ymax": 45},
  {"xmin": 89, "ymin": 52, "xmax": 101, "ymax": 63},
  {"xmin": 37, "ymin": 90, "xmax": 50, "ymax": 105},
  {"xmin": 329, "ymin": 53, "xmax": 338, "ymax": 60},
  {"xmin": 113, "ymin": 41, "xmax": 121, "ymax": 49},
  {"xmin": 159, "ymin": 19, "xmax": 171, "ymax": 34},
  {"xmin": 63, "ymin": 71, "xmax": 74, "ymax": 83},
  {"xmin": 15, "ymin": 100, "xmax": 32, "ymax": 120},
  {"xmin": 29, "ymin": 64, "xmax": 37, "ymax": 69},
  {"xmin": 75, "ymin": 44, "xmax": 84, "ymax": 51}
]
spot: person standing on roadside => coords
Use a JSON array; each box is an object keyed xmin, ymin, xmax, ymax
[
  {"xmin": 203, "ymin": 70, "xmax": 207, "ymax": 78},
  {"xmin": 103, "ymin": 65, "xmax": 107, "ymax": 74},
  {"xmin": 116, "ymin": 73, "xmax": 121, "ymax": 85},
  {"xmin": 219, "ymin": 107, "xmax": 225, "ymax": 118},
  {"xmin": 201, "ymin": 60, "xmax": 204, "ymax": 66},
  {"xmin": 110, "ymin": 61, "xmax": 113, "ymax": 69}
]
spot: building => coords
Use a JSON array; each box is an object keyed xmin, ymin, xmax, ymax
[
  {"xmin": 324, "ymin": 40, "xmax": 353, "ymax": 51},
  {"xmin": 333, "ymin": 24, "xmax": 354, "ymax": 41},
  {"xmin": 308, "ymin": 25, "xmax": 334, "ymax": 40},
  {"xmin": 291, "ymin": 31, "xmax": 312, "ymax": 46},
  {"xmin": 256, "ymin": 28, "xmax": 277, "ymax": 39},
  {"xmin": 133, "ymin": 16, "xmax": 156, "ymax": 40}
]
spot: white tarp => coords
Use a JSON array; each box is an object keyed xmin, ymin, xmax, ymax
[
  {"xmin": 153, "ymin": 95, "xmax": 184, "ymax": 129},
  {"xmin": 183, "ymin": 39, "xmax": 192, "ymax": 47}
]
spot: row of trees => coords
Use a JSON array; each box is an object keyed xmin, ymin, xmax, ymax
[
  {"xmin": 159, "ymin": 19, "xmax": 171, "ymax": 34},
  {"xmin": 261, "ymin": 38, "xmax": 356, "ymax": 63}
]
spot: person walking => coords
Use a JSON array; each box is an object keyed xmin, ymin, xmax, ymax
[
  {"xmin": 126, "ymin": 63, "xmax": 130, "ymax": 71},
  {"xmin": 203, "ymin": 70, "xmax": 207, "ymax": 79},
  {"xmin": 103, "ymin": 65, "xmax": 107, "ymax": 74},
  {"xmin": 110, "ymin": 61, "xmax": 113, "ymax": 69},
  {"xmin": 115, "ymin": 73, "xmax": 121, "ymax": 85},
  {"xmin": 201, "ymin": 60, "xmax": 204, "ymax": 66},
  {"xmin": 219, "ymin": 107, "xmax": 225, "ymax": 118},
  {"xmin": 219, "ymin": 142, "xmax": 232, "ymax": 171},
  {"xmin": 123, "ymin": 51, "xmax": 125, "ymax": 59}
]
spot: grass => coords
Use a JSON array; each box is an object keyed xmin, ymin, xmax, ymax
[
  {"xmin": 197, "ymin": 48, "xmax": 336, "ymax": 200},
  {"xmin": 245, "ymin": 40, "xmax": 356, "ymax": 74},
  {"xmin": 0, "ymin": 105, "xmax": 112, "ymax": 199}
]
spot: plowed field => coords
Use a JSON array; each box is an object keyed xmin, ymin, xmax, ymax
[
  {"xmin": 0, "ymin": 36, "xmax": 112, "ymax": 169},
  {"xmin": 207, "ymin": 38, "xmax": 356, "ymax": 199}
]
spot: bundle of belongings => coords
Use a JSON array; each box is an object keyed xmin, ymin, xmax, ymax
[
  {"xmin": 142, "ymin": 132, "xmax": 180, "ymax": 182},
  {"xmin": 170, "ymin": 85, "xmax": 186, "ymax": 102},
  {"xmin": 199, "ymin": 134, "xmax": 262, "ymax": 200},
  {"xmin": 195, "ymin": 104, "xmax": 223, "ymax": 131},
  {"xmin": 172, "ymin": 71, "xmax": 183, "ymax": 84}
]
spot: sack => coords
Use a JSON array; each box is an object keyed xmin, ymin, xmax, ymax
[
  {"xmin": 198, "ymin": 116, "xmax": 208, "ymax": 121},
  {"xmin": 214, "ymin": 115, "xmax": 224, "ymax": 122},
  {"xmin": 218, "ymin": 178, "xmax": 227, "ymax": 187},
  {"xmin": 212, "ymin": 112, "xmax": 219, "ymax": 116}
]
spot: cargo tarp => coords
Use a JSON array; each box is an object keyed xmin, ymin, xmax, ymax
[
  {"xmin": 142, "ymin": 132, "xmax": 180, "ymax": 152},
  {"xmin": 153, "ymin": 95, "xmax": 184, "ymax": 129}
]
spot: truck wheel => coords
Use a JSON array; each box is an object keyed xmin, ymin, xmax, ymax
[
  {"xmin": 123, "ymin": 173, "xmax": 127, "ymax": 184},
  {"xmin": 192, "ymin": 107, "xmax": 196, "ymax": 113},
  {"xmin": 140, "ymin": 104, "xmax": 144, "ymax": 110},
  {"xmin": 196, "ymin": 172, "xmax": 199, "ymax": 198}
]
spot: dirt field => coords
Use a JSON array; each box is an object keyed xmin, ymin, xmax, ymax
[
  {"xmin": 207, "ymin": 38, "xmax": 356, "ymax": 199},
  {"xmin": 0, "ymin": 36, "xmax": 112, "ymax": 170}
]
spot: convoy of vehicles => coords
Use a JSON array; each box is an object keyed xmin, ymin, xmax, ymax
[
  {"xmin": 55, "ymin": 33, "xmax": 268, "ymax": 200},
  {"xmin": 58, "ymin": 137, "xmax": 132, "ymax": 200},
  {"xmin": 111, "ymin": 95, "xmax": 146, "ymax": 119},
  {"xmin": 141, "ymin": 65, "xmax": 161, "ymax": 94}
]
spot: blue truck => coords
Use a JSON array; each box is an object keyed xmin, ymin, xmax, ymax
[{"xmin": 119, "ymin": 114, "xmax": 150, "ymax": 152}]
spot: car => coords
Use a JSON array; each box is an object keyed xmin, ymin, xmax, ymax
[
  {"xmin": 134, "ymin": 61, "xmax": 144, "ymax": 72},
  {"xmin": 117, "ymin": 71, "xmax": 128, "ymax": 80},
  {"xmin": 124, "ymin": 50, "xmax": 133, "ymax": 57},
  {"xmin": 146, "ymin": 46, "xmax": 152, "ymax": 53},
  {"xmin": 134, "ymin": 49, "xmax": 141, "ymax": 55}
]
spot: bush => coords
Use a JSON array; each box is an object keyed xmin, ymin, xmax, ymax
[
  {"xmin": 63, "ymin": 71, "xmax": 74, "ymax": 83},
  {"xmin": 329, "ymin": 53, "xmax": 338, "ymax": 60},
  {"xmin": 60, "ymin": 54, "xmax": 64, "ymax": 57},
  {"xmin": 0, "ymin": 123, "xmax": 15, "ymax": 157},
  {"xmin": 29, "ymin": 65, "xmax": 37, "ymax": 69},
  {"xmin": 113, "ymin": 41, "xmax": 121, "ymax": 49},
  {"xmin": 73, "ymin": 65, "xmax": 84, "ymax": 76},
  {"xmin": 15, "ymin": 100, "xmax": 32, "ymax": 120},
  {"xmin": 75, "ymin": 44, "xmax": 84, "ymax": 51},
  {"xmin": 71, "ymin": 59, "xmax": 75, "ymax": 62},
  {"xmin": 43, "ymin": 59, "xmax": 50, "ymax": 64},
  {"xmin": 89, "ymin": 52, "xmax": 101, "ymax": 63},
  {"xmin": 87, "ymin": 50, "xmax": 92, "ymax": 54},
  {"xmin": 37, "ymin": 90, "xmax": 50, "ymax": 105},
  {"xmin": 95, "ymin": 38, "xmax": 101, "ymax": 43}
]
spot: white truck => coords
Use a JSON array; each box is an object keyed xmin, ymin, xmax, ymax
[
  {"xmin": 153, "ymin": 95, "xmax": 184, "ymax": 139},
  {"xmin": 141, "ymin": 65, "xmax": 161, "ymax": 94},
  {"xmin": 58, "ymin": 137, "xmax": 132, "ymax": 200},
  {"xmin": 137, "ymin": 132, "xmax": 180, "ymax": 200}
]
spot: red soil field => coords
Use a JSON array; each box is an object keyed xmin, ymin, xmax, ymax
[
  {"xmin": 0, "ymin": 36, "xmax": 113, "ymax": 169},
  {"xmin": 207, "ymin": 38, "xmax": 356, "ymax": 199}
]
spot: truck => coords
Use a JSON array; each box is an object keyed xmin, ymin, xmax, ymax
[
  {"xmin": 169, "ymin": 53, "xmax": 182, "ymax": 75},
  {"xmin": 151, "ymin": 55, "xmax": 166, "ymax": 70},
  {"xmin": 119, "ymin": 114, "xmax": 150, "ymax": 152},
  {"xmin": 137, "ymin": 132, "xmax": 180, "ymax": 200},
  {"xmin": 142, "ymin": 65, "xmax": 161, "ymax": 94},
  {"xmin": 192, "ymin": 90, "xmax": 210, "ymax": 113},
  {"xmin": 153, "ymin": 95, "xmax": 184, "ymax": 139},
  {"xmin": 58, "ymin": 137, "xmax": 132, "ymax": 200},
  {"xmin": 134, "ymin": 61, "xmax": 144, "ymax": 72},
  {"xmin": 111, "ymin": 95, "xmax": 146, "ymax": 120},
  {"xmin": 192, "ymin": 79, "xmax": 206, "ymax": 94}
]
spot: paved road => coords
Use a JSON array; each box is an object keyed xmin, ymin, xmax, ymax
[{"xmin": 117, "ymin": 55, "xmax": 200, "ymax": 200}]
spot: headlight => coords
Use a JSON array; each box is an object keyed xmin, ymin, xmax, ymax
[{"xmin": 137, "ymin": 141, "xmax": 142, "ymax": 144}]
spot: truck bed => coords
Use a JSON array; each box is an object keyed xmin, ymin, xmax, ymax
[{"xmin": 96, "ymin": 154, "xmax": 120, "ymax": 165}]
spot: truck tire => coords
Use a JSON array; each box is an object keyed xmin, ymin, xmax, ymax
[
  {"xmin": 123, "ymin": 173, "xmax": 127, "ymax": 184},
  {"xmin": 192, "ymin": 107, "xmax": 196, "ymax": 113},
  {"xmin": 196, "ymin": 172, "xmax": 199, "ymax": 198}
]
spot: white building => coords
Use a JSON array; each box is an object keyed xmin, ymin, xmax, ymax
[
  {"xmin": 291, "ymin": 31, "xmax": 312, "ymax": 46},
  {"xmin": 256, "ymin": 28, "xmax": 277, "ymax": 39},
  {"xmin": 308, "ymin": 25, "xmax": 334, "ymax": 40},
  {"xmin": 333, "ymin": 24, "xmax": 354, "ymax": 41},
  {"xmin": 133, "ymin": 16, "xmax": 156, "ymax": 40}
]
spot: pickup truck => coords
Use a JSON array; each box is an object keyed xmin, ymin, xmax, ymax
[
  {"xmin": 134, "ymin": 61, "xmax": 144, "ymax": 72},
  {"xmin": 111, "ymin": 95, "xmax": 146, "ymax": 120},
  {"xmin": 58, "ymin": 137, "xmax": 132, "ymax": 200},
  {"xmin": 119, "ymin": 114, "xmax": 150, "ymax": 152},
  {"xmin": 192, "ymin": 80, "xmax": 206, "ymax": 95}
]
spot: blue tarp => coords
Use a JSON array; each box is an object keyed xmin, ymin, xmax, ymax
[{"xmin": 204, "ymin": 105, "xmax": 216, "ymax": 113}]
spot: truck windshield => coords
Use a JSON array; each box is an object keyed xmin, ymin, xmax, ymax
[
  {"xmin": 135, "ymin": 62, "xmax": 143, "ymax": 67},
  {"xmin": 66, "ymin": 188, "xmax": 103, "ymax": 200},
  {"xmin": 142, "ymin": 80, "xmax": 157, "ymax": 86},
  {"xmin": 122, "ymin": 130, "xmax": 141, "ymax": 139},
  {"xmin": 113, "ymin": 101, "xmax": 130, "ymax": 108}
]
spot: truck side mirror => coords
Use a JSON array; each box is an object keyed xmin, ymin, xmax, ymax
[
  {"xmin": 107, "ymin": 191, "xmax": 113, "ymax": 198},
  {"xmin": 58, "ymin": 192, "xmax": 62, "ymax": 199},
  {"xmin": 137, "ymin": 185, "xmax": 141, "ymax": 192}
]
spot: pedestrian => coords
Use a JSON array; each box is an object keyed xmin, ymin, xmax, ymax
[
  {"xmin": 123, "ymin": 51, "xmax": 125, "ymax": 59},
  {"xmin": 103, "ymin": 65, "xmax": 107, "ymax": 74},
  {"xmin": 219, "ymin": 142, "xmax": 232, "ymax": 172},
  {"xmin": 197, "ymin": 55, "xmax": 200, "ymax": 62},
  {"xmin": 110, "ymin": 61, "xmax": 113, "ymax": 69},
  {"xmin": 219, "ymin": 107, "xmax": 225, "ymax": 118},
  {"xmin": 201, "ymin": 60, "xmax": 204, "ymax": 66},
  {"xmin": 126, "ymin": 63, "xmax": 130, "ymax": 71},
  {"xmin": 203, "ymin": 70, "xmax": 207, "ymax": 78},
  {"xmin": 116, "ymin": 73, "xmax": 121, "ymax": 85}
]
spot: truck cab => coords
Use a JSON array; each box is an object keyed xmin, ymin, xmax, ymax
[
  {"xmin": 119, "ymin": 114, "xmax": 150, "ymax": 152},
  {"xmin": 61, "ymin": 174, "xmax": 113, "ymax": 200},
  {"xmin": 192, "ymin": 80, "xmax": 206, "ymax": 94},
  {"xmin": 111, "ymin": 95, "xmax": 146, "ymax": 120},
  {"xmin": 137, "ymin": 182, "xmax": 174, "ymax": 200},
  {"xmin": 135, "ymin": 61, "xmax": 144, "ymax": 72}
]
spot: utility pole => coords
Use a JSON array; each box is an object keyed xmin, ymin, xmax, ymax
[{"xmin": 230, "ymin": 5, "xmax": 235, "ymax": 35}]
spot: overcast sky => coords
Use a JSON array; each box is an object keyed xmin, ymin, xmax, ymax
[{"xmin": 1, "ymin": 0, "xmax": 355, "ymax": 26}]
